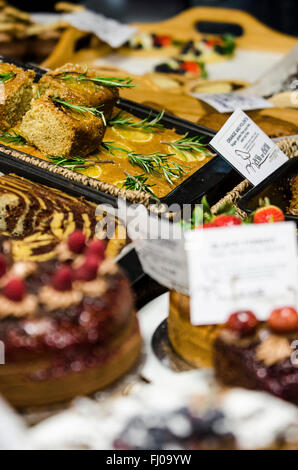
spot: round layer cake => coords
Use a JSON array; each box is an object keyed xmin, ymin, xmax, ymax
[
  {"xmin": 0, "ymin": 231, "xmax": 141, "ymax": 408},
  {"xmin": 168, "ymin": 291, "xmax": 223, "ymax": 368}
]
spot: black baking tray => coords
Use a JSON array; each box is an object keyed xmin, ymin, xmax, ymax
[
  {"xmin": 0, "ymin": 55, "xmax": 240, "ymax": 208},
  {"xmin": 238, "ymin": 157, "xmax": 298, "ymax": 225}
]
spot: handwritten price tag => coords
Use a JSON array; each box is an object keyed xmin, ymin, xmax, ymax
[{"xmin": 210, "ymin": 109, "xmax": 288, "ymax": 185}]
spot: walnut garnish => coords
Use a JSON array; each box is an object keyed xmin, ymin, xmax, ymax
[{"xmin": 256, "ymin": 335, "xmax": 292, "ymax": 366}]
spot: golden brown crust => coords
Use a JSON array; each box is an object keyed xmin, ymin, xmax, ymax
[
  {"xmin": 39, "ymin": 63, "xmax": 119, "ymax": 120},
  {"xmin": 19, "ymin": 94, "xmax": 105, "ymax": 157},
  {"xmin": 168, "ymin": 290, "xmax": 223, "ymax": 368},
  {"xmin": 0, "ymin": 62, "xmax": 34, "ymax": 129}
]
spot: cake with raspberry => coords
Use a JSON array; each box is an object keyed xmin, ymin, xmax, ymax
[
  {"xmin": 213, "ymin": 309, "xmax": 298, "ymax": 405},
  {"xmin": 0, "ymin": 231, "xmax": 141, "ymax": 408}
]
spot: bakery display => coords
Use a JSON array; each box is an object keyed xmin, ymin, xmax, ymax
[
  {"xmin": 214, "ymin": 308, "xmax": 298, "ymax": 405},
  {"xmin": 0, "ymin": 62, "xmax": 213, "ymax": 199},
  {"xmin": 0, "ymin": 229, "xmax": 141, "ymax": 407},
  {"xmin": 0, "ymin": 173, "xmax": 127, "ymax": 262},
  {"xmin": 168, "ymin": 200, "xmax": 287, "ymax": 368}
]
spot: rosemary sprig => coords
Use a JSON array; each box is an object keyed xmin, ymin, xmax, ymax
[
  {"xmin": 0, "ymin": 72, "xmax": 15, "ymax": 82},
  {"xmin": 101, "ymin": 141, "xmax": 129, "ymax": 155},
  {"xmin": 48, "ymin": 155, "xmax": 114, "ymax": 171},
  {"xmin": 61, "ymin": 66, "xmax": 135, "ymax": 88},
  {"xmin": 52, "ymin": 96, "xmax": 106, "ymax": 125},
  {"xmin": 161, "ymin": 133, "xmax": 209, "ymax": 160},
  {"xmin": 128, "ymin": 152, "xmax": 189, "ymax": 185},
  {"xmin": 108, "ymin": 110, "xmax": 164, "ymax": 133},
  {"xmin": 122, "ymin": 171, "xmax": 159, "ymax": 201},
  {"xmin": 0, "ymin": 130, "xmax": 26, "ymax": 145}
]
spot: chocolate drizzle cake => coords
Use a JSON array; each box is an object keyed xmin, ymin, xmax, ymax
[
  {"xmin": 214, "ymin": 309, "xmax": 298, "ymax": 405},
  {"xmin": 0, "ymin": 231, "xmax": 141, "ymax": 407}
]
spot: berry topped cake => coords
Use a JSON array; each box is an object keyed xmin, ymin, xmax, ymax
[
  {"xmin": 0, "ymin": 231, "xmax": 141, "ymax": 408},
  {"xmin": 214, "ymin": 308, "xmax": 298, "ymax": 405}
]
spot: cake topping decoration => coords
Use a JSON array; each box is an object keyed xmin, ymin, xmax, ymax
[
  {"xmin": 226, "ymin": 311, "xmax": 259, "ymax": 337},
  {"xmin": 3, "ymin": 278, "xmax": 26, "ymax": 302},
  {"xmin": 74, "ymin": 255, "xmax": 99, "ymax": 282},
  {"xmin": 268, "ymin": 307, "xmax": 298, "ymax": 333},
  {"xmin": 52, "ymin": 266, "xmax": 73, "ymax": 291},
  {"xmin": 68, "ymin": 231, "xmax": 86, "ymax": 254},
  {"xmin": 0, "ymin": 255, "xmax": 6, "ymax": 278},
  {"xmin": 86, "ymin": 240, "xmax": 105, "ymax": 260},
  {"xmin": 256, "ymin": 335, "xmax": 293, "ymax": 366},
  {"xmin": 253, "ymin": 203, "xmax": 285, "ymax": 224}
]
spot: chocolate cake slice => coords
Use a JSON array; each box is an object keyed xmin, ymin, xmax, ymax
[{"xmin": 213, "ymin": 309, "xmax": 298, "ymax": 405}]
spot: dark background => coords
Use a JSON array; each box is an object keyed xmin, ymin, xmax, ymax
[{"xmin": 11, "ymin": 1, "xmax": 298, "ymax": 36}]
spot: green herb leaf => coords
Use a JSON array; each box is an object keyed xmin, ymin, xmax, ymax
[
  {"xmin": 0, "ymin": 130, "xmax": 26, "ymax": 145},
  {"xmin": 122, "ymin": 172, "xmax": 159, "ymax": 200},
  {"xmin": 108, "ymin": 110, "xmax": 164, "ymax": 133},
  {"xmin": 52, "ymin": 96, "xmax": 106, "ymax": 125},
  {"xmin": 161, "ymin": 133, "xmax": 209, "ymax": 160},
  {"xmin": 62, "ymin": 68, "xmax": 136, "ymax": 88},
  {"xmin": 101, "ymin": 141, "xmax": 129, "ymax": 155},
  {"xmin": 0, "ymin": 72, "xmax": 15, "ymax": 82},
  {"xmin": 128, "ymin": 152, "xmax": 190, "ymax": 185}
]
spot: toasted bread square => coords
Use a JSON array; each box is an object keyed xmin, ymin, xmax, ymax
[
  {"xmin": 38, "ymin": 63, "xmax": 119, "ymax": 121},
  {"xmin": 0, "ymin": 62, "xmax": 35, "ymax": 130},
  {"xmin": 19, "ymin": 91, "xmax": 105, "ymax": 157}
]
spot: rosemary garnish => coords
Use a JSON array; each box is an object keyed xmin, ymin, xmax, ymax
[
  {"xmin": 0, "ymin": 130, "xmax": 26, "ymax": 145},
  {"xmin": 161, "ymin": 133, "xmax": 209, "ymax": 160},
  {"xmin": 62, "ymin": 67, "xmax": 136, "ymax": 88},
  {"xmin": 48, "ymin": 155, "xmax": 114, "ymax": 171},
  {"xmin": 0, "ymin": 72, "xmax": 15, "ymax": 82},
  {"xmin": 108, "ymin": 110, "xmax": 164, "ymax": 133},
  {"xmin": 128, "ymin": 152, "xmax": 189, "ymax": 185},
  {"xmin": 52, "ymin": 97, "xmax": 106, "ymax": 125},
  {"xmin": 123, "ymin": 171, "xmax": 159, "ymax": 201},
  {"xmin": 101, "ymin": 141, "xmax": 129, "ymax": 155}
]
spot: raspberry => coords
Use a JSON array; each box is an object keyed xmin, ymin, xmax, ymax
[
  {"xmin": 86, "ymin": 240, "xmax": 105, "ymax": 260},
  {"xmin": 0, "ymin": 255, "xmax": 6, "ymax": 277},
  {"xmin": 3, "ymin": 278, "xmax": 26, "ymax": 301},
  {"xmin": 74, "ymin": 256, "xmax": 99, "ymax": 282},
  {"xmin": 226, "ymin": 311, "xmax": 259, "ymax": 336},
  {"xmin": 68, "ymin": 231, "xmax": 86, "ymax": 254},
  {"xmin": 52, "ymin": 266, "xmax": 72, "ymax": 291},
  {"xmin": 268, "ymin": 307, "xmax": 298, "ymax": 333}
]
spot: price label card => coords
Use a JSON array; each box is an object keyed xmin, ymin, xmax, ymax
[
  {"xmin": 210, "ymin": 109, "xmax": 288, "ymax": 185},
  {"xmin": 185, "ymin": 222, "xmax": 298, "ymax": 326},
  {"xmin": 118, "ymin": 199, "xmax": 189, "ymax": 295},
  {"xmin": 63, "ymin": 10, "xmax": 136, "ymax": 48},
  {"xmin": 191, "ymin": 92, "xmax": 273, "ymax": 113}
]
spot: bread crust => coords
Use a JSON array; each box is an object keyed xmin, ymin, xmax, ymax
[
  {"xmin": 0, "ymin": 62, "xmax": 34, "ymax": 129},
  {"xmin": 39, "ymin": 63, "xmax": 119, "ymax": 120}
]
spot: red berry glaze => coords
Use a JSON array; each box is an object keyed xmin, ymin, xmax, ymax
[
  {"xmin": 0, "ymin": 255, "xmax": 6, "ymax": 277},
  {"xmin": 74, "ymin": 256, "xmax": 99, "ymax": 282},
  {"xmin": 212, "ymin": 215, "xmax": 242, "ymax": 227},
  {"xmin": 226, "ymin": 311, "xmax": 259, "ymax": 336},
  {"xmin": 68, "ymin": 231, "xmax": 86, "ymax": 254},
  {"xmin": 268, "ymin": 307, "xmax": 298, "ymax": 333},
  {"xmin": 52, "ymin": 266, "xmax": 72, "ymax": 291},
  {"xmin": 253, "ymin": 206, "xmax": 285, "ymax": 224},
  {"xmin": 4, "ymin": 278, "xmax": 26, "ymax": 301},
  {"xmin": 86, "ymin": 240, "xmax": 105, "ymax": 260}
]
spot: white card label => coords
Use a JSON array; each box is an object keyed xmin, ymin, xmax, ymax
[
  {"xmin": 63, "ymin": 10, "xmax": 136, "ymax": 48},
  {"xmin": 117, "ymin": 199, "xmax": 189, "ymax": 295},
  {"xmin": 210, "ymin": 109, "xmax": 288, "ymax": 185},
  {"xmin": 185, "ymin": 222, "xmax": 298, "ymax": 325},
  {"xmin": 191, "ymin": 92, "xmax": 273, "ymax": 113}
]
